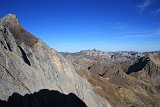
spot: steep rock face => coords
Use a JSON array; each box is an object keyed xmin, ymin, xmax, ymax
[{"xmin": 0, "ymin": 14, "xmax": 111, "ymax": 107}]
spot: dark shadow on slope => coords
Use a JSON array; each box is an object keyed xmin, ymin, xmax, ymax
[
  {"xmin": 0, "ymin": 100, "xmax": 6, "ymax": 107},
  {"xmin": 0, "ymin": 89, "xmax": 87, "ymax": 107},
  {"xmin": 18, "ymin": 46, "xmax": 31, "ymax": 66},
  {"xmin": 126, "ymin": 57, "xmax": 150, "ymax": 74},
  {"xmin": 6, "ymin": 43, "xmax": 12, "ymax": 52}
]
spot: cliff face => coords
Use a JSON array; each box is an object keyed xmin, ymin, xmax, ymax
[{"xmin": 0, "ymin": 14, "xmax": 111, "ymax": 107}]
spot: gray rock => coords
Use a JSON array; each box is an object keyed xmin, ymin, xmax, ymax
[{"xmin": 0, "ymin": 14, "xmax": 111, "ymax": 107}]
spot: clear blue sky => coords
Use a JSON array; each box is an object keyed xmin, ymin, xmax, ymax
[{"xmin": 0, "ymin": 0, "xmax": 160, "ymax": 52}]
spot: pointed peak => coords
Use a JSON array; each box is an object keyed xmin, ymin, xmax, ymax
[
  {"xmin": 4, "ymin": 13, "xmax": 17, "ymax": 18},
  {"xmin": 1, "ymin": 13, "xmax": 20, "ymax": 27},
  {"xmin": 0, "ymin": 14, "xmax": 39, "ymax": 47},
  {"xmin": 2, "ymin": 13, "xmax": 17, "ymax": 21}
]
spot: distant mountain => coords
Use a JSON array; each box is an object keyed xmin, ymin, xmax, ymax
[
  {"xmin": 60, "ymin": 49, "xmax": 145, "ymax": 61},
  {"xmin": 61, "ymin": 49, "xmax": 160, "ymax": 107},
  {"xmin": 61, "ymin": 49, "xmax": 160, "ymax": 62}
]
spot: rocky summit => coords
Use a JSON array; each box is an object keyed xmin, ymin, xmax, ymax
[{"xmin": 0, "ymin": 14, "xmax": 111, "ymax": 107}]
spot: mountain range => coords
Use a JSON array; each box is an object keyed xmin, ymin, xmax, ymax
[{"xmin": 0, "ymin": 14, "xmax": 160, "ymax": 107}]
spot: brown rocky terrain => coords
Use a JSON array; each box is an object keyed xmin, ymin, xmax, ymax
[
  {"xmin": 0, "ymin": 14, "xmax": 111, "ymax": 107},
  {"xmin": 63, "ymin": 50, "xmax": 160, "ymax": 107}
]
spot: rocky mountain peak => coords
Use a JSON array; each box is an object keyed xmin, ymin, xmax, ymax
[
  {"xmin": 0, "ymin": 14, "xmax": 38, "ymax": 47},
  {"xmin": 2, "ymin": 13, "xmax": 17, "ymax": 20},
  {"xmin": 0, "ymin": 14, "xmax": 19, "ymax": 27}
]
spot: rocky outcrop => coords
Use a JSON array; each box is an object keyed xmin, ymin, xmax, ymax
[{"xmin": 0, "ymin": 14, "xmax": 111, "ymax": 107}]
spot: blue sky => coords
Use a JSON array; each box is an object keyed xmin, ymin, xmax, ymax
[{"xmin": 0, "ymin": 0, "xmax": 160, "ymax": 52}]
